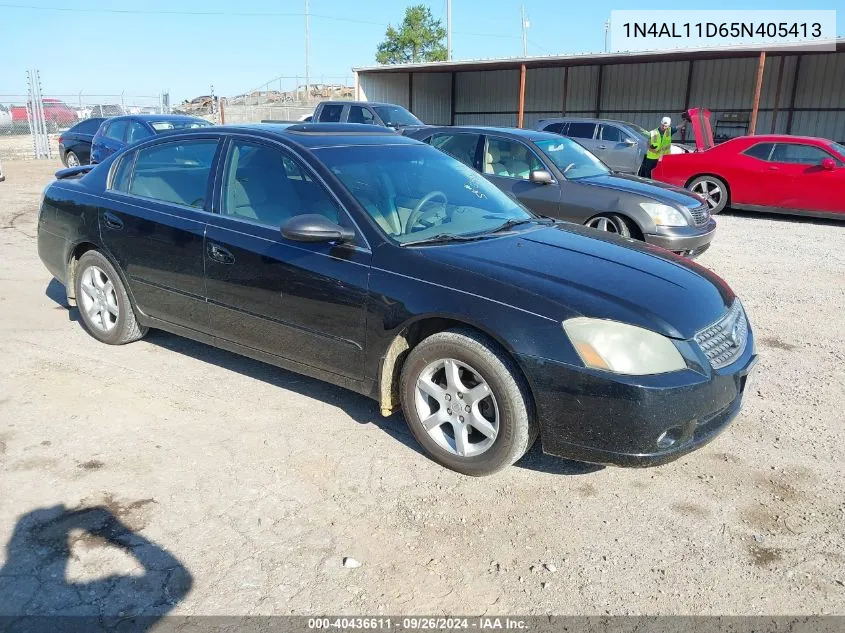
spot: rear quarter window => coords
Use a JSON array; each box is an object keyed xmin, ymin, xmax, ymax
[{"xmin": 109, "ymin": 152, "xmax": 135, "ymax": 192}]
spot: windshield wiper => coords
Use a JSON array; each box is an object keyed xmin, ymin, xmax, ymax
[
  {"xmin": 401, "ymin": 233, "xmax": 490, "ymax": 247},
  {"xmin": 485, "ymin": 217, "xmax": 558, "ymax": 235}
]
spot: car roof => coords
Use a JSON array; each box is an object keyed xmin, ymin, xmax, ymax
[
  {"xmin": 540, "ymin": 117, "xmax": 634, "ymax": 126},
  {"xmin": 108, "ymin": 114, "xmax": 208, "ymax": 122},
  {"xmin": 320, "ymin": 101, "xmax": 404, "ymax": 108},
  {"xmin": 177, "ymin": 122, "xmax": 423, "ymax": 148},
  {"xmin": 422, "ymin": 125, "xmax": 561, "ymax": 142},
  {"xmin": 736, "ymin": 134, "xmax": 833, "ymax": 144}
]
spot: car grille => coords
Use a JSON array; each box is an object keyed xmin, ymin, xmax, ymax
[
  {"xmin": 688, "ymin": 203, "xmax": 710, "ymax": 226},
  {"xmin": 695, "ymin": 300, "xmax": 748, "ymax": 370}
]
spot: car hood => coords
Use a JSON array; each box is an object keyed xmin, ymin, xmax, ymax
[
  {"xmin": 579, "ymin": 173, "xmax": 703, "ymax": 207},
  {"xmin": 415, "ymin": 225, "xmax": 734, "ymax": 340}
]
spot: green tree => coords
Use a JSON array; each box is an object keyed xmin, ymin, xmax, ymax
[{"xmin": 376, "ymin": 5, "xmax": 447, "ymax": 64}]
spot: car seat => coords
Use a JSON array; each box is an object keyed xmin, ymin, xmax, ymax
[
  {"xmin": 484, "ymin": 145, "xmax": 506, "ymax": 175},
  {"xmin": 505, "ymin": 145, "xmax": 531, "ymax": 180}
]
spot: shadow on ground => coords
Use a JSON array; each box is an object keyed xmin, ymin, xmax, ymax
[
  {"xmin": 44, "ymin": 280, "xmax": 602, "ymax": 477},
  {"xmin": 0, "ymin": 505, "xmax": 191, "ymax": 631}
]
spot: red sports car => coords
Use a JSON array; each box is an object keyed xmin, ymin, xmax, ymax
[{"xmin": 652, "ymin": 108, "xmax": 845, "ymax": 219}]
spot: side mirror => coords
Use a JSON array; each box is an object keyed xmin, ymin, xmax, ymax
[
  {"xmin": 821, "ymin": 158, "xmax": 836, "ymax": 171},
  {"xmin": 529, "ymin": 170, "xmax": 553, "ymax": 185},
  {"xmin": 281, "ymin": 214, "xmax": 355, "ymax": 243},
  {"xmin": 624, "ymin": 138, "xmax": 637, "ymax": 146}
]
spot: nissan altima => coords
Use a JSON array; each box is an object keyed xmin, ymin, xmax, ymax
[{"xmin": 37, "ymin": 123, "xmax": 756, "ymax": 475}]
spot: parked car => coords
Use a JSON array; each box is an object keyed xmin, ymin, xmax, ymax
[
  {"xmin": 653, "ymin": 108, "xmax": 845, "ymax": 217},
  {"xmin": 90, "ymin": 114, "xmax": 211, "ymax": 164},
  {"xmin": 0, "ymin": 104, "xmax": 12, "ymax": 133},
  {"xmin": 536, "ymin": 117, "xmax": 693, "ymax": 174},
  {"xmin": 37, "ymin": 123, "xmax": 756, "ymax": 475},
  {"xmin": 313, "ymin": 100, "xmax": 424, "ymax": 132},
  {"xmin": 88, "ymin": 104, "xmax": 126, "ymax": 117},
  {"xmin": 10, "ymin": 98, "xmax": 78, "ymax": 132},
  {"xmin": 408, "ymin": 126, "xmax": 715, "ymax": 257},
  {"xmin": 58, "ymin": 117, "xmax": 107, "ymax": 166}
]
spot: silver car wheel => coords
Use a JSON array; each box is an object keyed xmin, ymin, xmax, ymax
[
  {"xmin": 691, "ymin": 179, "xmax": 723, "ymax": 210},
  {"xmin": 79, "ymin": 265, "xmax": 119, "ymax": 333},
  {"xmin": 414, "ymin": 358, "xmax": 499, "ymax": 457},
  {"xmin": 586, "ymin": 215, "xmax": 622, "ymax": 233},
  {"xmin": 66, "ymin": 152, "xmax": 80, "ymax": 167}
]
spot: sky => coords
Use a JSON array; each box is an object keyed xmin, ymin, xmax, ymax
[{"xmin": 0, "ymin": 0, "xmax": 842, "ymax": 104}]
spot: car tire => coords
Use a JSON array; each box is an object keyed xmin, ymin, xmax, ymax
[
  {"xmin": 585, "ymin": 214, "xmax": 632, "ymax": 238},
  {"xmin": 65, "ymin": 151, "xmax": 80, "ymax": 168},
  {"xmin": 73, "ymin": 250, "xmax": 147, "ymax": 345},
  {"xmin": 688, "ymin": 176, "xmax": 728, "ymax": 215},
  {"xmin": 399, "ymin": 328, "xmax": 537, "ymax": 476}
]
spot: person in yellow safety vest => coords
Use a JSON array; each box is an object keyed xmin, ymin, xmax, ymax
[{"xmin": 638, "ymin": 116, "xmax": 684, "ymax": 179}]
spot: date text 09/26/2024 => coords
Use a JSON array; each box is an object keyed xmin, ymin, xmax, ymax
[{"xmin": 623, "ymin": 22, "xmax": 822, "ymax": 39}]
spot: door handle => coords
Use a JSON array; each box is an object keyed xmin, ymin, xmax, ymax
[
  {"xmin": 103, "ymin": 212, "xmax": 124, "ymax": 230},
  {"xmin": 207, "ymin": 243, "xmax": 235, "ymax": 264},
  {"xmin": 768, "ymin": 166, "xmax": 779, "ymax": 171},
  {"xmin": 597, "ymin": 145, "xmax": 607, "ymax": 149}
]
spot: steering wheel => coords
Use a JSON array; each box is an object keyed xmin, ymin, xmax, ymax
[{"xmin": 405, "ymin": 191, "xmax": 447, "ymax": 233}]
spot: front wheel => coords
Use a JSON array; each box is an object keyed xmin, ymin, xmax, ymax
[
  {"xmin": 688, "ymin": 176, "xmax": 728, "ymax": 214},
  {"xmin": 74, "ymin": 250, "xmax": 147, "ymax": 345},
  {"xmin": 400, "ymin": 329, "xmax": 537, "ymax": 476},
  {"xmin": 585, "ymin": 213, "xmax": 633, "ymax": 238}
]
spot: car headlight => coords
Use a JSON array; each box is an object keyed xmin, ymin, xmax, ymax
[
  {"xmin": 640, "ymin": 202, "xmax": 687, "ymax": 227},
  {"xmin": 563, "ymin": 317, "xmax": 687, "ymax": 375}
]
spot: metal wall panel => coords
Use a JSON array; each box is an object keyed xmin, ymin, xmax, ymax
[
  {"xmin": 455, "ymin": 70, "xmax": 519, "ymax": 113},
  {"xmin": 600, "ymin": 111, "xmax": 659, "ymax": 131},
  {"xmin": 601, "ymin": 61, "xmax": 687, "ymax": 111},
  {"xmin": 455, "ymin": 112, "xmax": 518, "ymax": 127},
  {"xmin": 689, "ymin": 58, "xmax": 758, "ymax": 110},
  {"xmin": 359, "ymin": 73, "xmax": 410, "ymax": 107},
  {"xmin": 565, "ymin": 65, "xmax": 599, "ymax": 113},
  {"xmin": 790, "ymin": 111, "xmax": 845, "ymax": 142},
  {"xmin": 794, "ymin": 52, "xmax": 845, "ymax": 108},
  {"xmin": 411, "ymin": 72, "xmax": 451, "ymax": 125},
  {"xmin": 525, "ymin": 68, "xmax": 564, "ymax": 112}
]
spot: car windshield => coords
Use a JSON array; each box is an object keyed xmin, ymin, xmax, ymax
[
  {"xmin": 314, "ymin": 144, "xmax": 532, "ymax": 244},
  {"xmin": 372, "ymin": 105, "xmax": 422, "ymax": 127},
  {"xmin": 150, "ymin": 120, "xmax": 211, "ymax": 132},
  {"xmin": 534, "ymin": 137, "xmax": 611, "ymax": 180},
  {"xmin": 630, "ymin": 123, "xmax": 651, "ymax": 138}
]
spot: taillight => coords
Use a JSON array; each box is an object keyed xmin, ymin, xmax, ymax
[{"xmin": 58, "ymin": 136, "xmax": 65, "ymax": 145}]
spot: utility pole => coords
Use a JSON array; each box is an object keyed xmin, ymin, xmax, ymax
[
  {"xmin": 305, "ymin": 0, "xmax": 311, "ymax": 101},
  {"xmin": 521, "ymin": 5, "xmax": 529, "ymax": 57},
  {"xmin": 604, "ymin": 18, "xmax": 610, "ymax": 52},
  {"xmin": 446, "ymin": 0, "xmax": 452, "ymax": 61}
]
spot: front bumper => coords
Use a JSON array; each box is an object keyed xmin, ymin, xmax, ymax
[
  {"xmin": 645, "ymin": 219, "xmax": 717, "ymax": 256},
  {"xmin": 517, "ymin": 329, "xmax": 757, "ymax": 467}
]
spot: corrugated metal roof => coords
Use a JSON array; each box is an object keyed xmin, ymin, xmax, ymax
[{"xmin": 354, "ymin": 38, "xmax": 844, "ymax": 74}]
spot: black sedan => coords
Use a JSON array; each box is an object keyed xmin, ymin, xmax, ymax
[
  {"xmin": 408, "ymin": 126, "xmax": 716, "ymax": 257},
  {"xmin": 58, "ymin": 117, "xmax": 107, "ymax": 166},
  {"xmin": 37, "ymin": 123, "xmax": 756, "ymax": 475}
]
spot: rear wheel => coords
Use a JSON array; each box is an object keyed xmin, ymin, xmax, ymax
[
  {"xmin": 400, "ymin": 328, "xmax": 537, "ymax": 476},
  {"xmin": 74, "ymin": 250, "xmax": 147, "ymax": 345},
  {"xmin": 65, "ymin": 151, "xmax": 80, "ymax": 167},
  {"xmin": 688, "ymin": 176, "xmax": 728, "ymax": 214},
  {"xmin": 585, "ymin": 213, "xmax": 633, "ymax": 238}
]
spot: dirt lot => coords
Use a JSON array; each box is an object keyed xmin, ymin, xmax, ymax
[{"xmin": 0, "ymin": 157, "xmax": 843, "ymax": 618}]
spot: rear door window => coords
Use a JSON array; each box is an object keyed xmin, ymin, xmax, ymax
[
  {"xmin": 104, "ymin": 120, "xmax": 127, "ymax": 141},
  {"xmin": 566, "ymin": 122, "xmax": 597, "ymax": 139},
  {"xmin": 431, "ymin": 133, "xmax": 482, "ymax": 169},
  {"xmin": 128, "ymin": 139, "xmax": 219, "ymax": 208},
  {"xmin": 318, "ymin": 104, "xmax": 344, "ymax": 122},
  {"xmin": 743, "ymin": 143, "xmax": 775, "ymax": 161},
  {"xmin": 126, "ymin": 121, "xmax": 153, "ymax": 144}
]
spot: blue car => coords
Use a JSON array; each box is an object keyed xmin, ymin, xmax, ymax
[{"xmin": 90, "ymin": 114, "xmax": 211, "ymax": 164}]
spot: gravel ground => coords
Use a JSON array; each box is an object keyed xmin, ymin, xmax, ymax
[{"xmin": 0, "ymin": 158, "xmax": 843, "ymax": 617}]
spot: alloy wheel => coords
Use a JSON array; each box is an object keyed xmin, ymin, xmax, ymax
[
  {"xmin": 414, "ymin": 358, "xmax": 499, "ymax": 457},
  {"xmin": 79, "ymin": 265, "xmax": 119, "ymax": 333},
  {"xmin": 586, "ymin": 216, "xmax": 623, "ymax": 233},
  {"xmin": 66, "ymin": 152, "xmax": 80, "ymax": 167},
  {"xmin": 691, "ymin": 179, "xmax": 723, "ymax": 210}
]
